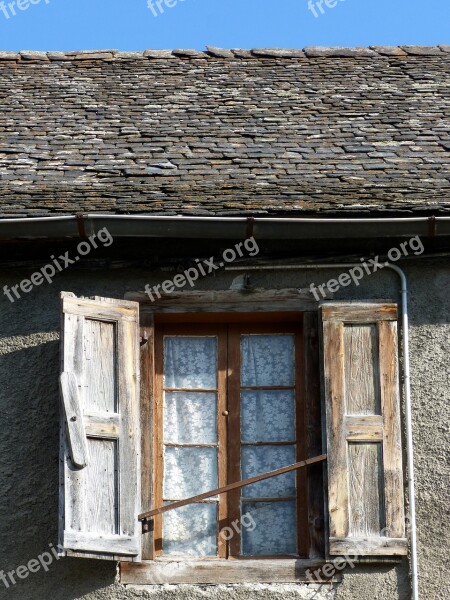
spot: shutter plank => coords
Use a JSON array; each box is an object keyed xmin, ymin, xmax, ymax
[
  {"xmin": 117, "ymin": 318, "xmax": 140, "ymax": 539},
  {"xmin": 84, "ymin": 319, "xmax": 116, "ymax": 412},
  {"xmin": 379, "ymin": 321, "xmax": 405, "ymax": 540},
  {"xmin": 303, "ymin": 312, "xmax": 325, "ymax": 558},
  {"xmin": 140, "ymin": 314, "xmax": 155, "ymax": 560},
  {"xmin": 343, "ymin": 324, "xmax": 380, "ymax": 415},
  {"xmin": 60, "ymin": 372, "xmax": 89, "ymax": 469},
  {"xmin": 345, "ymin": 416, "xmax": 384, "ymax": 441},
  {"xmin": 63, "ymin": 296, "xmax": 137, "ymax": 321},
  {"xmin": 84, "ymin": 413, "xmax": 120, "ymax": 438},
  {"xmin": 330, "ymin": 537, "xmax": 407, "ymax": 556},
  {"xmin": 60, "ymin": 293, "xmax": 141, "ymax": 561},
  {"xmin": 323, "ymin": 320, "xmax": 348, "ymax": 540},
  {"xmin": 322, "ymin": 303, "xmax": 406, "ymax": 557},
  {"xmin": 64, "ymin": 532, "xmax": 138, "ymax": 556},
  {"xmin": 322, "ymin": 303, "xmax": 397, "ymax": 323},
  {"xmin": 83, "ymin": 439, "xmax": 117, "ymax": 534},
  {"xmin": 348, "ymin": 444, "xmax": 384, "ymax": 537}
]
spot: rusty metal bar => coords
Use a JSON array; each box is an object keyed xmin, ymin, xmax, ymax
[{"xmin": 138, "ymin": 454, "xmax": 327, "ymax": 523}]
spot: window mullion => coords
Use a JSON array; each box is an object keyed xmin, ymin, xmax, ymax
[
  {"xmin": 217, "ymin": 327, "xmax": 229, "ymax": 559},
  {"xmin": 295, "ymin": 316, "xmax": 309, "ymax": 557},
  {"xmin": 226, "ymin": 325, "xmax": 242, "ymax": 558}
]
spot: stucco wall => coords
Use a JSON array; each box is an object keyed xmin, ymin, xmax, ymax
[{"xmin": 0, "ymin": 259, "xmax": 448, "ymax": 600}]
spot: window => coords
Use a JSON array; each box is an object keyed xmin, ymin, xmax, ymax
[
  {"xmin": 58, "ymin": 292, "xmax": 407, "ymax": 583},
  {"xmin": 153, "ymin": 320, "xmax": 305, "ymax": 558}
]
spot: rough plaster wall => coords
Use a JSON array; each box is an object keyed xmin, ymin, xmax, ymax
[
  {"xmin": 125, "ymin": 584, "xmax": 336, "ymax": 600},
  {"xmin": 0, "ymin": 261, "xmax": 448, "ymax": 600}
]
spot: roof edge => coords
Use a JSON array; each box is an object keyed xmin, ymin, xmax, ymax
[{"xmin": 0, "ymin": 45, "xmax": 449, "ymax": 62}]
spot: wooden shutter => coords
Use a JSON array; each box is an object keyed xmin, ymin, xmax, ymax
[
  {"xmin": 321, "ymin": 302, "xmax": 407, "ymax": 556},
  {"xmin": 59, "ymin": 292, "xmax": 141, "ymax": 560}
]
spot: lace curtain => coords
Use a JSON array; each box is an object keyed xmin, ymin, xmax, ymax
[
  {"xmin": 163, "ymin": 336, "xmax": 219, "ymax": 556},
  {"xmin": 241, "ymin": 390, "xmax": 295, "ymax": 443},
  {"xmin": 241, "ymin": 334, "xmax": 295, "ymax": 386},
  {"xmin": 240, "ymin": 334, "xmax": 297, "ymax": 555},
  {"xmin": 164, "ymin": 391, "xmax": 217, "ymax": 444},
  {"xmin": 164, "ymin": 336, "xmax": 217, "ymax": 389}
]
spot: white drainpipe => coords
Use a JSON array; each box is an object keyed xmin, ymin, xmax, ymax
[{"xmin": 386, "ymin": 264, "xmax": 418, "ymax": 600}]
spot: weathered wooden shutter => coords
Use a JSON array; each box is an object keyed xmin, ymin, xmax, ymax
[
  {"xmin": 59, "ymin": 292, "xmax": 141, "ymax": 560},
  {"xmin": 321, "ymin": 303, "xmax": 407, "ymax": 556}
]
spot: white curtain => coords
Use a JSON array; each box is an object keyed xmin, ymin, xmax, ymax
[{"xmin": 163, "ymin": 336, "xmax": 219, "ymax": 556}]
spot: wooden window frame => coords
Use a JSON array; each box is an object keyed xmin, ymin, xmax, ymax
[
  {"xmin": 153, "ymin": 323, "xmax": 229, "ymax": 559},
  {"xmin": 226, "ymin": 321, "xmax": 307, "ymax": 559},
  {"xmin": 123, "ymin": 290, "xmax": 331, "ymax": 584},
  {"xmin": 152, "ymin": 319, "xmax": 307, "ymax": 560}
]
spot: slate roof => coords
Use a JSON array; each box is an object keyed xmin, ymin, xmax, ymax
[{"xmin": 0, "ymin": 46, "xmax": 449, "ymax": 217}]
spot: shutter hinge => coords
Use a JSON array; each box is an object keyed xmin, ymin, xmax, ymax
[{"xmin": 142, "ymin": 519, "xmax": 154, "ymax": 534}]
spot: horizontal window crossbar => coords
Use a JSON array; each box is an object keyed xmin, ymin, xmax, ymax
[
  {"xmin": 241, "ymin": 441, "xmax": 296, "ymax": 446},
  {"xmin": 240, "ymin": 386, "xmax": 295, "ymax": 391},
  {"xmin": 164, "ymin": 443, "xmax": 218, "ymax": 448},
  {"xmin": 139, "ymin": 454, "xmax": 326, "ymax": 523},
  {"xmin": 241, "ymin": 497, "xmax": 297, "ymax": 502},
  {"xmin": 164, "ymin": 499, "xmax": 219, "ymax": 503},
  {"xmin": 164, "ymin": 388, "xmax": 218, "ymax": 393}
]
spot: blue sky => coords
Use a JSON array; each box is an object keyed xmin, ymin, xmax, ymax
[{"xmin": 0, "ymin": 0, "xmax": 448, "ymax": 51}]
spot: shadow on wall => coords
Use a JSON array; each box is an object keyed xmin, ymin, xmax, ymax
[{"xmin": 0, "ymin": 339, "xmax": 118, "ymax": 600}]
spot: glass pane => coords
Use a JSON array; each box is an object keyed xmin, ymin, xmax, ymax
[
  {"xmin": 163, "ymin": 503, "xmax": 218, "ymax": 556},
  {"xmin": 241, "ymin": 445, "xmax": 296, "ymax": 498},
  {"xmin": 164, "ymin": 336, "xmax": 217, "ymax": 389},
  {"xmin": 164, "ymin": 392, "xmax": 217, "ymax": 444},
  {"xmin": 241, "ymin": 335, "xmax": 295, "ymax": 387},
  {"xmin": 241, "ymin": 390, "xmax": 295, "ymax": 443},
  {"xmin": 164, "ymin": 447, "xmax": 218, "ymax": 499},
  {"xmin": 241, "ymin": 501, "xmax": 297, "ymax": 555}
]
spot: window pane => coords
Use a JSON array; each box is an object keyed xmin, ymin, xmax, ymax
[
  {"xmin": 164, "ymin": 392, "xmax": 217, "ymax": 444},
  {"xmin": 163, "ymin": 503, "xmax": 218, "ymax": 557},
  {"xmin": 241, "ymin": 501, "xmax": 297, "ymax": 555},
  {"xmin": 164, "ymin": 447, "xmax": 218, "ymax": 499},
  {"xmin": 241, "ymin": 390, "xmax": 296, "ymax": 443},
  {"xmin": 241, "ymin": 335, "xmax": 295, "ymax": 387},
  {"xmin": 241, "ymin": 445, "xmax": 296, "ymax": 498},
  {"xmin": 164, "ymin": 336, "xmax": 217, "ymax": 389}
]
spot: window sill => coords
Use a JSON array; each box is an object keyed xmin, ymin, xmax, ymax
[{"xmin": 120, "ymin": 558, "xmax": 341, "ymax": 584}]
